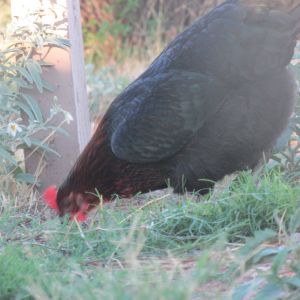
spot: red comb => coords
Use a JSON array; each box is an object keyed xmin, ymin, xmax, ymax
[{"xmin": 43, "ymin": 185, "xmax": 58, "ymax": 212}]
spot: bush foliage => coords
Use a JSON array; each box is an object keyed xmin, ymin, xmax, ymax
[
  {"xmin": 0, "ymin": 12, "xmax": 71, "ymax": 185},
  {"xmin": 80, "ymin": 0, "xmax": 224, "ymax": 66}
]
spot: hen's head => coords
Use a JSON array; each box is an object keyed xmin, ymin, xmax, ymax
[{"xmin": 43, "ymin": 185, "xmax": 89, "ymax": 222}]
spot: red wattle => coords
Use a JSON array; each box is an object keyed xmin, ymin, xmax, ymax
[
  {"xmin": 73, "ymin": 212, "xmax": 87, "ymax": 222},
  {"xmin": 70, "ymin": 202, "xmax": 89, "ymax": 222}
]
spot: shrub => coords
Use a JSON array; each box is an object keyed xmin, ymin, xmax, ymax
[{"xmin": 0, "ymin": 12, "xmax": 71, "ymax": 185}]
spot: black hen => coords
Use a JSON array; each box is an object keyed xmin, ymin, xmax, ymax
[{"xmin": 55, "ymin": 0, "xmax": 300, "ymax": 217}]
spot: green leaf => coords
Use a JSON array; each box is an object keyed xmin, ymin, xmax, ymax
[
  {"xmin": 26, "ymin": 60, "xmax": 43, "ymax": 93},
  {"xmin": 271, "ymin": 155, "xmax": 282, "ymax": 163},
  {"xmin": 271, "ymin": 248, "xmax": 290, "ymax": 276},
  {"xmin": 252, "ymin": 247, "xmax": 282, "ymax": 264},
  {"xmin": 293, "ymin": 53, "xmax": 300, "ymax": 59},
  {"xmin": 29, "ymin": 138, "xmax": 60, "ymax": 157},
  {"xmin": 15, "ymin": 173, "xmax": 36, "ymax": 184},
  {"xmin": 11, "ymin": 77, "xmax": 32, "ymax": 89},
  {"xmin": 14, "ymin": 65, "xmax": 34, "ymax": 84},
  {"xmin": 253, "ymin": 283, "xmax": 283, "ymax": 300},
  {"xmin": 41, "ymin": 79, "xmax": 55, "ymax": 92},
  {"xmin": 22, "ymin": 94, "xmax": 43, "ymax": 123},
  {"xmin": 46, "ymin": 37, "xmax": 71, "ymax": 48},
  {"xmin": 0, "ymin": 82, "xmax": 11, "ymax": 95},
  {"xmin": 15, "ymin": 100, "xmax": 35, "ymax": 121},
  {"xmin": 0, "ymin": 147, "xmax": 18, "ymax": 166},
  {"xmin": 283, "ymin": 276, "xmax": 300, "ymax": 288},
  {"xmin": 239, "ymin": 229, "xmax": 277, "ymax": 256},
  {"xmin": 23, "ymin": 137, "xmax": 32, "ymax": 147},
  {"xmin": 232, "ymin": 278, "xmax": 263, "ymax": 300}
]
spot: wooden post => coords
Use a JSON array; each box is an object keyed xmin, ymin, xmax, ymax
[{"xmin": 11, "ymin": 0, "xmax": 91, "ymax": 191}]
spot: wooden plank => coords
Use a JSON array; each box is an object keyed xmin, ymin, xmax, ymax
[{"xmin": 11, "ymin": 0, "xmax": 91, "ymax": 191}]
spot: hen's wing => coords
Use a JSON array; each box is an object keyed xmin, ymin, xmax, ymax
[{"xmin": 111, "ymin": 71, "xmax": 228, "ymax": 163}]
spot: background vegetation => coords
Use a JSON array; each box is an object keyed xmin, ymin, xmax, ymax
[
  {"xmin": 0, "ymin": 7, "xmax": 72, "ymax": 189},
  {"xmin": 81, "ymin": 0, "xmax": 223, "ymax": 66}
]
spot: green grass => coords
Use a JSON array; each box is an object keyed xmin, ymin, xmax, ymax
[{"xmin": 1, "ymin": 171, "xmax": 300, "ymax": 299}]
